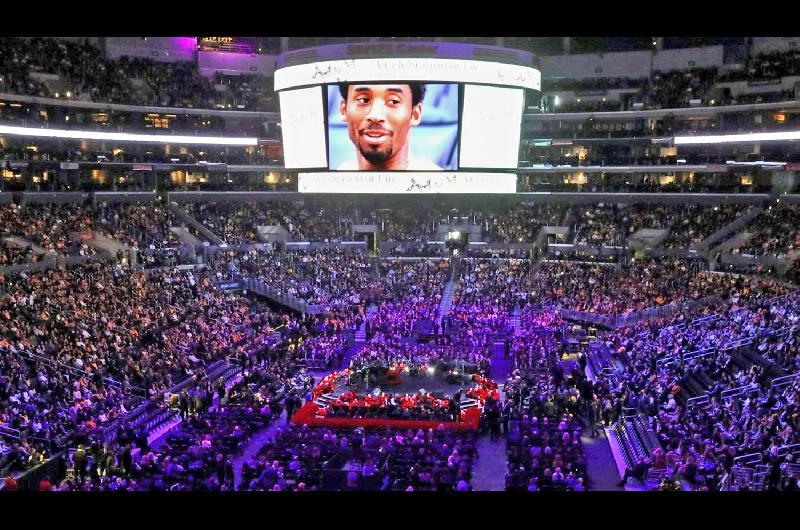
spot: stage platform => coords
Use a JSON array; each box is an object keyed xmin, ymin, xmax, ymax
[
  {"xmin": 290, "ymin": 368, "xmax": 490, "ymax": 431},
  {"xmin": 291, "ymin": 402, "xmax": 480, "ymax": 431}
]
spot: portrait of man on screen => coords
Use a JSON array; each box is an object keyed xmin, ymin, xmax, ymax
[{"xmin": 336, "ymin": 83, "xmax": 443, "ymax": 171}]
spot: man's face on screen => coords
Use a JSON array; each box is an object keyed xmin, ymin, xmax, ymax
[{"xmin": 340, "ymin": 84, "xmax": 422, "ymax": 168}]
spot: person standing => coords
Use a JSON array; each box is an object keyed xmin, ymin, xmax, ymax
[
  {"xmin": 488, "ymin": 403, "xmax": 501, "ymax": 441},
  {"xmin": 284, "ymin": 393, "xmax": 297, "ymax": 422},
  {"xmin": 500, "ymin": 399, "xmax": 511, "ymax": 434},
  {"xmin": 179, "ymin": 390, "xmax": 190, "ymax": 420},
  {"xmin": 120, "ymin": 444, "xmax": 132, "ymax": 477},
  {"xmin": 193, "ymin": 386, "xmax": 206, "ymax": 414},
  {"xmin": 589, "ymin": 396, "xmax": 602, "ymax": 438},
  {"xmin": 269, "ymin": 396, "xmax": 282, "ymax": 420},
  {"xmin": 73, "ymin": 445, "xmax": 87, "ymax": 482},
  {"xmin": 217, "ymin": 380, "xmax": 227, "ymax": 406}
]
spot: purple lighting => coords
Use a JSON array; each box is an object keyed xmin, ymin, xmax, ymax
[{"xmin": 172, "ymin": 36, "xmax": 198, "ymax": 52}]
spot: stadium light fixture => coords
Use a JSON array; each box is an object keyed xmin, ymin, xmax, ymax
[{"xmin": 0, "ymin": 125, "xmax": 258, "ymax": 146}]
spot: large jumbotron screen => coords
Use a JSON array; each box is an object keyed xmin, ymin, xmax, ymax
[{"xmin": 275, "ymin": 55, "xmax": 540, "ymax": 193}]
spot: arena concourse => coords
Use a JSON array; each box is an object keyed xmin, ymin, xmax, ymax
[{"xmin": 0, "ymin": 35, "xmax": 799, "ymax": 493}]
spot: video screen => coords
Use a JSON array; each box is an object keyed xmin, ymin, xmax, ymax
[
  {"xmin": 327, "ymin": 83, "xmax": 459, "ymax": 171},
  {"xmin": 279, "ymin": 87, "xmax": 327, "ymax": 169},
  {"xmin": 460, "ymin": 85, "xmax": 525, "ymax": 169}
]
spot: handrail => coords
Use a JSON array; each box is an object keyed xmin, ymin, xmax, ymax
[
  {"xmin": 735, "ymin": 443, "xmax": 800, "ymax": 465},
  {"xmin": 688, "ymin": 382, "xmax": 759, "ymax": 407},
  {"xmin": 656, "ymin": 318, "xmax": 787, "ymax": 367},
  {"xmin": 764, "ymin": 289, "xmax": 800, "ymax": 305},
  {"xmin": 772, "ymin": 372, "xmax": 800, "ymax": 387},
  {"xmin": 553, "ymin": 294, "xmax": 722, "ymax": 330},
  {"xmin": 658, "ymin": 346, "xmax": 716, "ymax": 366},
  {"xmin": 11, "ymin": 345, "xmax": 149, "ymax": 398}
]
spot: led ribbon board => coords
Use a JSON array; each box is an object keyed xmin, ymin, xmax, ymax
[
  {"xmin": 298, "ymin": 172, "xmax": 517, "ymax": 194},
  {"xmin": 275, "ymin": 58, "xmax": 541, "ymax": 91},
  {"xmin": 674, "ymin": 131, "xmax": 800, "ymax": 145},
  {"xmin": 0, "ymin": 125, "xmax": 258, "ymax": 146}
]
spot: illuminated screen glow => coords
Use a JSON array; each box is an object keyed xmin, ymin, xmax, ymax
[
  {"xmin": 276, "ymin": 57, "xmax": 540, "ymax": 173},
  {"xmin": 278, "ymin": 87, "xmax": 328, "ymax": 169},
  {"xmin": 0, "ymin": 125, "xmax": 257, "ymax": 145},
  {"xmin": 298, "ymin": 172, "xmax": 517, "ymax": 194},
  {"xmin": 459, "ymin": 85, "xmax": 524, "ymax": 169}
]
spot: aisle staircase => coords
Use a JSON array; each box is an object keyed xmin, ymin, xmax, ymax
[
  {"xmin": 436, "ymin": 258, "xmax": 461, "ymax": 324},
  {"xmin": 606, "ymin": 413, "xmax": 663, "ymax": 487},
  {"xmin": 700, "ymin": 205, "xmax": 764, "ymax": 251},
  {"xmin": 170, "ymin": 226, "xmax": 203, "ymax": 246},
  {"xmin": 241, "ymin": 277, "xmax": 321, "ymax": 315},
  {"xmin": 370, "ymin": 255, "xmax": 382, "ymax": 279},
  {"xmin": 438, "ymin": 281, "xmax": 458, "ymax": 321},
  {"xmin": 166, "ymin": 202, "xmax": 225, "ymax": 245},
  {"xmin": 511, "ymin": 306, "xmax": 522, "ymax": 336}
]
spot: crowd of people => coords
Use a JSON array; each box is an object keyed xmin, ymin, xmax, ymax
[
  {"xmin": 181, "ymin": 202, "xmax": 348, "ymax": 245},
  {"xmin": 95, "ymin": 202, "xmax": 182, "ymax": 251},
  {"xmin": 180, "ymin": 201, "xmax": 580, "ymax": 247},
  {"xmin": 525, "ymin": 258, "xmax": 711, "ymax": 314},
  {"xmin": 0, "ymin": 142, "xmax": 276, "ymax": 168},
  {"xmin": 587, "ymin": 283, "xmax": 799, "ymax": 490},
  {"xmin": 0, "ymin": 38, "xmax": 278, "ymax": 111},
  {"xmin": 240, "ymin": 425, "xmax": 476, "ymax": 491},
  {"xmin": 501, "ymin": 308, "xmax": 589, "ymax": 490},
  {"xmin": 4, "ymin": 34, "xmax": 800, "ymax": 493},
  {"xmin": 572, "ymin": 204, "xmax": 679, "ymax": 246},
  {"xmin": 720, "ymin": 49, "xmax": 800, "ymax": 83},
  {"xmin": 209, "ymin": 247, "xmax": 379, "ymax": 309},
  {"xmin": 739, "ymin": 204, "xmax": 800, "ymax": 257},
  {"xmin": 0, "ymin": 202, "xmax": 97, "ymax": 259},
  {"xmin": 0, "ymin": 258, "xmax": 310, "ymax": 464},
  {"xmin": 53, "ymin": 361, "xmax": 309, "ymax": 491},
  {"xmin": 2, "ymin": 38, "xmax": 800, "ymax": 117},
  {"xmin": 0, "ymin": 200, "xmax": 192, "ymax": 267},
  {"xmin": 1, "ymin": 191, "xmax": 799, "ymax": 491},
  {"xmin": 543, "ymin": 49, "xmax": 800, "ymax": 114},
  {"xmin": 0, "ymin": 240, "xmax": 43, "ymax": 267},
  {"xmin": 664, "ymin": 204, "xmax": 750, "ymax": 248},
  {"xmin": 481, "ymin": 204, "xmax": 567, "ymax": 243},
  {"xmin": 445, "ymin": 259, "xmax": 525, "ymax": 344}
]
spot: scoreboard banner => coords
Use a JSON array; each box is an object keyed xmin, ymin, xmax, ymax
[
  {"xmin": 298, "ymin": 172, "xmax": 516, "ymax": 194},
  {"xmin": 275, "ymin": 58, "xmax": 541, "ymax": 92}
]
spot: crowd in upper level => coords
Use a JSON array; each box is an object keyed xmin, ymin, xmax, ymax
[
  {"xmin": 0, "ymin": 38, "xmax": 277, "ymax": 112},
  {"xmin": 542, "ymin": 48, "xmax": 800, "ymax": 114},
  {"xmin": 0, "ymin": 37, "xmax": 799, "ymax": 132},
  {"xmin": 663, "ymin": 204, "xmax": 750, "ymax": 249},
  {"xmin": 737, "ymin": 204, "xmax": 800, "ymax": 258}
]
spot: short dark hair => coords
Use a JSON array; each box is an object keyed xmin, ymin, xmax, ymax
[{"xmin": 338, "ymin": 83, "xmax": 426, "ymax": 106}]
